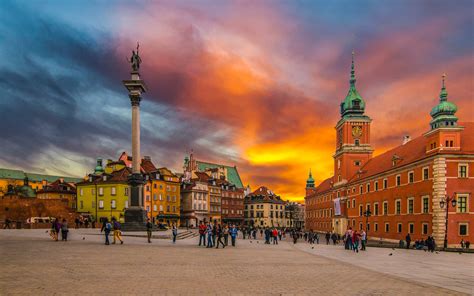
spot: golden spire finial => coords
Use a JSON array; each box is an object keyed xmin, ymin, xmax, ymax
[{"xmin": 442, "ymin": 73, "xmax": 447, "ymax": 88}]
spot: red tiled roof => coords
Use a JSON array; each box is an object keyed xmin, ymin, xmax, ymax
[
  {"xmin": 247, "ymin": 186, "xmax": 283, "ymax": 202},
  {"xmin": 36, "ymin": 179, "xmax": 76, "ymax": 194},
  {"xmin": 350, "ymin": 122, "xmax": 474, "ymax": 182},
  {"xmin": 141, "ymin": 159, "xmax": 157, "ymax": 173}
]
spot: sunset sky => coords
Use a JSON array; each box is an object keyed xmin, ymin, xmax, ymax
[{"xmin": 0, "ymin": 0, "xmax": 472, "ymax": 201}]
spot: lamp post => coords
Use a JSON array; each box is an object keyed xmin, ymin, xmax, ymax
[
  {"xmin": 439, "ymin": 194, "xmax": 457, "ymax": 250},
  {"xmin": 364, "ymin": 209, "xmax": 372, "ymax": 236}
]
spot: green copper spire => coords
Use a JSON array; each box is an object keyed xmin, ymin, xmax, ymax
[
  {"xmin": 340, "ymin": 50, "xmax": 366, "ymax": 118},
  {"xmin": 350, "ymin": 50, "xmax": 356, "ymax": 87},
  {"xmin": 430, "ymin": 74, "xmax": 458, "ymax": 130},
  {"xmin": 306, "ymin": 168, "xmax": 315, "ymax": 188}
]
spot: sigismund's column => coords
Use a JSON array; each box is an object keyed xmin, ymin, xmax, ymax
[{"xmin": 123, "ymin": 43, "xmax": 147, "ymax": 229}]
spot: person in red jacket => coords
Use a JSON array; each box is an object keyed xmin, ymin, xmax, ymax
[
  {"xmin": 198, "ymin": 221, "xmax": 206, "ymax": 247},
  {"xmin": 272, "ymin": 228, "xmax": 278, "ymax": 245},
  {"xmin": 352, "ymin": 230, "xmax": 360, "ymax": 253}
]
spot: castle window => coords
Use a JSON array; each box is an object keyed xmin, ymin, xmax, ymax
[
  {"xmin": 366, "ymin": 183, "xmax": 370, "ymax": 192},
  {"xmin": 383, "ymin": 201, "xmax": 388, "ymax": 215},
  {"xmin": 396, "ymin": 175, "xmax": 401, "ymax": 186},
  {"xmin": 422, "ymin": 196, "xmax": 429, "ymax": 213},
  {"xmin": 383, "ymin": 178, "xmax": 388, "ymax": 189},
  {"xmin": 409, "ymin": 223, "xmax": 414, "ymax": 234},
  {"xmin": 355, "ymin": 139, "xmax": 360, "ymax": 146},
  {"xmin": 408, "ymin": 198, "xmax": 414, "ymax": 214},
  {"xmin": 408, "ymin": 172, "xmax": 414, "ymax": 183},
  {"xmin": 459, "ymin": 224, "xmax": 468, "ymax": 236},
  {"xmin": 374, "ymin": 203, "xmax": 379, "ymax": 216},
  {"xmin": 374, "ymin": 181, "xmax": 378, "ymax": 191},
  {"xmin": 385, "ymin": 223, "xmax": 390, "ymax": 233},
  {"xmin": 457, "ymin": 195, "xmax": 468, "ymax": 213},
  {"xmin": 359, "ymin": 185, "xmax": 363, "ymax": 194},
  {"xmin": 354, "ymin": 160, "xmax": 361, "ymax": 166},
  {"xmin": 359, "ymin": 205, "xmax": 363, "ymax": 216},
  {"xmin": 396, "ymin": 200, "xmax": 401, "ymax": 215},
  {"xmin": 397, "ymin": 223, "xmax": 402, "ymax": 233},
  {"xmin": 423, "ymin": 167, "xmax": 429, "ymax": 180},
  {"xmin": 352, "ymin": 199, "xmax": 355, "ymax": 208},
  {"xmin": 422, "ymin": 223, "xmax": 429, "ymax": 235},
  {"xmin": 458, "ymin": 164, "xmax": 468, "ymax": 178}
]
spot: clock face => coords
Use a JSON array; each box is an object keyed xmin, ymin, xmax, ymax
[{"xmin": 352, "ymin": 126, "xmax": 363, "ymax": 138}]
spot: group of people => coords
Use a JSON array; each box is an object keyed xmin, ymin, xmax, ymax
[
  {"xmin": 342, "ymin": 228, "xmax": 367, "ymax": 252},
  {"xmin": 198, "ymin": 221, "xmax": 238, "ymax": 248},
  {"xmin": 49, "ymin": 217, "xmax": 69, "ymax": 241},
  {"xmin": 100, "ymin": 217, "xmax": 123, "ymax": 245},
  {"xmin": 74, "ymin": 216, "xmax": 95, "ymax": 229}
]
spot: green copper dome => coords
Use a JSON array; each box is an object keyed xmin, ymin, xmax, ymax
[
  {"xmin": 430, "ymin": 75, "xmax": 458, "ymax": 129},
  {"xmin": 340, "ymin": 51, "xmax": 365, "ymax": 117},
  {"xmin": 306, "ymin": 169, "xmax": 315, "ymax": 188},
  {"xmin": 94, "ymin": 158, "xmax": 104, "ymax": 174}
]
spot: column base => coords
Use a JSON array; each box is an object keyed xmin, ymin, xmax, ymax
[{"xmin": 122, "ymin": 207, "xmax": 147, "ymax": 231}]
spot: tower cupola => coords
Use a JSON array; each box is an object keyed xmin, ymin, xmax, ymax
[
  {"xmin": 340, "ymin": 51, "xmax": 366, "ymax": 118},
  {"xmin": 430, "ymin": 74, "xmax": 458, "ymax": 130},
  {"xmin": 306, "ymin": 169, "xmax": 315, "ymax": 188}
]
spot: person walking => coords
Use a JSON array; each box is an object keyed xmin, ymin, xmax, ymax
[
  {"xmin": 405, "ymin": 233, "xmax": 411, "ymax": 249},
  {"xmin": 223, "ymin": 224, "xmax": 229, "ymax": 246},
  {"xmin": 146, "ymin": 218, "xmax": 153, "ymax": 243},
  {"xmin": 230, "ymin": 224, "xmax": 238, "ymax": 247},
  {"xmin": 104, "ymin": 218, "xmax": 111, "ymax": 245},
  {"xmin": 212, "ymin": 222, "xmax": 217, "ymax": 246},
  {"xmin": 74, "ymin": 217, "xmax": 80, "ymax": 229},
  {"xmin": 360, "ymin": 229, "xmax": 367, "ymax": 251},
  {"xmin": 325, "ymin": 231, "xmax": 330, "ymax": 245},
  {"xmin": 315, "ymin": 232, "xmax": 320, "ymax": 244},
  {"xmin": 272, "ymin": 228, "xmax": 278, "ymax": 245},
  {"xmin": 216, "ymin": 224, "xmax": 226, "ymax": 249},
  {"xmin": 207, "ymin": 223, "xmax": 214, "ymax": 248},
  {"xmin": 352, "ymin": 230, "xmax": 360, "ymax": 253},
  {"xmin": 292, "ymin": 230, "xmax": 298, "ymax": 244},
  {"xmin": 172, "ymin": 223, "xmax": 178, "ymax": 243},
  {"xmin": 112, "ymin": 217, "xmax": 123, "ymax": 245},
  {"xmin": 198, "ymin": 221, "xmax": 206, "ymax": 247},
  {"xmin": 53, "ymin": 218, "xmax": 61, "ymax": 241},
  {"xmin": 331, "ymin": 232, "xmax": 337, "ymax": 245},
  {"xmin": 3, "ymin": 218, "xmax": 11, "ymax": 229},
  {"xmin": 61, "ymin": 219, "xmax": 69, "ymax": 241}
]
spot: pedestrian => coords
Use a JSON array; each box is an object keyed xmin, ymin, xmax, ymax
[
  {"xmin": 74, "ymin": 217, "xmax": 80, "ymax": 229},
  {"xmin": 112, "ymin": 217, "xmax": 123, "ymax": 245},
  {"xmin": 325, "ymin": 231, "xmax": 330, "ymax": 245},
  {"xmin": 3, "ymin": 218, "xmax": 11, "ymax": 229},
  {"xmin": 172, "ymin": 223, "xmax": 178, "ymax": 243},
  {"xmin": 264, "ymin": 228, "xmax": 270, "ymax": 244},
  {"xmin": 331, "ymin": 232, "xmax": 337, "ymax": 245},
  {"xmin": 216, "ymin": 224, "xmax": 226, "ymax": 249},
  {"xmin": 260, "ymin": 228, "xmax": 263, "ymax": 238},
  {"xmin": 146, "ymin": 218, "xmax": 153, "ymax": 243},
  {"xmin": 212, "ymin": 222, "xmax": 217, "ymax": 245},
  {"xmin": 198, "ymin": 221, "xmax": 206, "ymax": 247},
  {"xmin": 292, "ymin": 230, "xmax": 298, "ymax": 244},
  {"xmin": 84, "ymin": 218, "xmax": 89, "ymax": 229},
  {"xmin": 61, "ymin": 219, "xmax": 69, "ymax": 241},
  {"xmin": 230, "ymin": 224, "xmax": 238, "ymax": 247},
  {"xmin": 360, "ymin": 229, "xmax": 367, "ymax": 251},
  {"xmin": 405, "ymin": 233, "xmax": 411, "ymax": 249},
  {"xmin": 223, "ymin": 224, "xmax": 229, "ymax": 246},
  {"xmin": 465, "ymin": 241, "xmax": 471, "ymax": 249},
  {"xmin": 352, "ymin": 230, "xmax": 360, "ymax": 253},
  {"xmin": 207, "ymin": 223, "xmax": 214, "ymax": 248},
  {"xmin": 272, "ymin": 228, "xmax": 278, "ymax": 245},
  {"xmin": 53, "ymin": 218, "xmax": 61, "ymax": 241},
  {"xmin": 315, "ymin": 232, "xmax": 320, "ymax": 244},
  {"xmin": 104, "ymin": 218, "xmax": 111, "ymax": 245}
]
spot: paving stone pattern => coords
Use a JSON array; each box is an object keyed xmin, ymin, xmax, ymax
[{"xmin": 0, "ymin": 230, "xmax": 470, "ymax": 295}]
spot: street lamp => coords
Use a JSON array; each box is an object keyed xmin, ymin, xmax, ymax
[
  {"xmin": 364, "ymin": 209, "xmax": 372, "ymax": 235},
  {"xmin": 439, "ymin": 194, "xmax": 457, "ymax": 250}
]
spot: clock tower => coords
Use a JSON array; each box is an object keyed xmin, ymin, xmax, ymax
[{"xmin": 333, "ymin": 52, "xmax": 373, "ymax": 185}]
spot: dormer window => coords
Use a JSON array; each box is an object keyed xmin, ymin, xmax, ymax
[
  {"xmin": 353, "ymin": 100, "xmax": 360, "ymax": 109},
  {"xmin": 102, "ymin": 175, "xmax": 107, "ymax": 181}
]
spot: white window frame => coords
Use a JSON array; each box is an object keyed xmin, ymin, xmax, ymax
[
  {"xmin": 458, "ymin": 163, "xmax": 468, "ymax": 178},
  {"xmin": 408, "ymin": 171, "xmax": 414, "ymax": 183},
  {"xmin": 458, "ymin": 223, "xmax": 469, "ymax": 236},
  {"xmin": 383, "ymin": 201, "xmax": 388, "ymax": 215},
  {"xmin": 408, "ymin": 223, "xmax": 414, "ymax": 234},
  {"xmin": 374, "ymin": 202, "xmax": 379, "ymax": 216},
  {"xmin": 397, "ymin": 223, "xmax": 402, "ymax": 233},
  {"xmin": 385, "ymin": 222, "xmax": 389, "ymax": 233},
  {"xmin": 456, "ymin": 194, "xmax": 469, "ymax": 213},
  {"xmin": 407, "ymin": 197, "xmax": 414, "ymax": 214},
  {"xmin": 395, "ymin": 199, "xmax": 401, "ymax": 215},
  {"xmin": 422, "ymin": 196, "xmax": 430, "ymax": 214},
  {"xmin": 99, "ymin": 200, "xmax": 104, "ymax": 209},
  {"xmin": 422, "ymin": 166, "xmax": 429, "ymax": 180},
  {"xmin": 396, "ymin": 174, "xmax": 401, "ymax": 186},
  {"xmin": 111, "ymin": 199, "xmax": 116, "ymax": 209},
  {"xmin": 111, "ymin": 187, "xmax": 116, "ymax": 195},
  {"xmin": 422, "ymin": 223, "xmax": 429, "ymax": 235}
]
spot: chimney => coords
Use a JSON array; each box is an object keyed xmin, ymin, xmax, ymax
[
  {"xmin": 144, "ymin": 156, "xmax": 151, "ymax": 161},
  {"xmin": 402, "ymin": 135, "xmax": 411, "ymax": 145}
]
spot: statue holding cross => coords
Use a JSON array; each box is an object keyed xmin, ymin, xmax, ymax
[{"xmin": 128, "ymin": 42, "xmax": 142, "ymax": 72}]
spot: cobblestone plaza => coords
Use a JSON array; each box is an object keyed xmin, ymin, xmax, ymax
[{"xmin": 1, "ymin": 229, "xmax": 472, "ymax": 295}]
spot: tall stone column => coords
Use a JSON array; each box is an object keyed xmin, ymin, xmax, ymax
[{"xmin": 122, "ymin": 62, "xmax": 148, "ymax": 229}]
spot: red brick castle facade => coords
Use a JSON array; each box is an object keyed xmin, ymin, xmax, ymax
[{"xmin": 305, "ymin": 54, "xmax": 473, "ymax": 248}]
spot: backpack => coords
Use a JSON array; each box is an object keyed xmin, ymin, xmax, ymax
[{"xmin": 105, "ymin": 222, "xmax": 112, "ymax": 231}]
